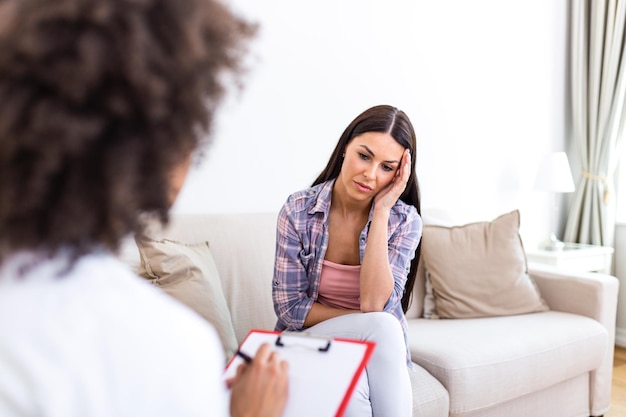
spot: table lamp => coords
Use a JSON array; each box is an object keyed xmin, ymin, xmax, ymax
[{"xmin": 533, "ymin": 152, "xmax": 575, "ymax": 250}]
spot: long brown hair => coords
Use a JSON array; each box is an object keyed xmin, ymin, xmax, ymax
[{"xmin": 313, "ymin": 105, "xmax": 421, "ymax": 313}]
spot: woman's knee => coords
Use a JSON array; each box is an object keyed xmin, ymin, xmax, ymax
[
  {"xmin": 306, "ymin": 312, "xmax": 404, "ymax": 347},
  {"xmin": 361, "ymin": 312, "xmax": 403, "ymax": 339}
]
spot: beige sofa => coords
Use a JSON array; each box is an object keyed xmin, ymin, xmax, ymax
[{"xmin": 120, "ymin": 212, "xmax": 619, "ymax": 417}]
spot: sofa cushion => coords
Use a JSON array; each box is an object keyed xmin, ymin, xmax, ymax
[
  {"xmin": 135, "ymin": 237, "xmax": 239, "ymax": 361},
  {"xmin": 409, "ymin": 363, "xmax": 450, "ymax": 417},
  {"xmin": 421, "ymin": 210, "xmax": 548, "ymax": 318},
  {"xmin": 407, "ymin": 311, "xmax": 607, "ymax": 415}
]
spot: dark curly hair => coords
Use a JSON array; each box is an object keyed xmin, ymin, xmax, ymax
[{"xmin": 0, "ymin": 0, "xmax": 255, "ymax": 263}]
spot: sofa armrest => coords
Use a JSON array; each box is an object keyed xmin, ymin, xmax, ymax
[
  {"xmin": 528, "ymin": 262, "xmax": 619, "ymax": 323},
  {"xmin": 528, "ymin": 262, "xmax": 619, "ymax": 416}
]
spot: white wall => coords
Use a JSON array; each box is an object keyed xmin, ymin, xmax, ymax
[{"xmin": 174, "ymin": 0, "xmax": 569, "ymax": 249}]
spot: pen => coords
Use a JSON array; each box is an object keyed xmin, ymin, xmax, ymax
[{"xmin": 236, "ymin": 349, "xmax": 253, "ymax": 364}]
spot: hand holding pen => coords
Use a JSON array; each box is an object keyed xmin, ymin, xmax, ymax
[
  {"xmin": 227, "ymin": 343, "xmax": 289, "ymax": 417},
  {"xmin": 235, "ymin": 349, "xmax": 254, "ymax": 364}
]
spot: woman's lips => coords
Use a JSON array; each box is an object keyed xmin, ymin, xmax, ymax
[{"xmin": 354, "ymin": 181, "xmax": 372, "ymax": 192}]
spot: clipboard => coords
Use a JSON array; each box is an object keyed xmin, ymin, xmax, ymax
[{"xmin": 223, "ymin": 329, "xmax": 376, "ymax": 417}]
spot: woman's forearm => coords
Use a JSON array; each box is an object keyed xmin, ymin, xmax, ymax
[
  {"xmin": 359, "ymin": 209, "xmax": 394, "ymax": 312},
  {"xmin": 303, "ymin": 302, "xmax": 360, "ymax": 327}
]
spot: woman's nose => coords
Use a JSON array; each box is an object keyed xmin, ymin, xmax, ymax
[{"xmin": 363, "ymin": 165, "xmax": 376, "ymax": 180}]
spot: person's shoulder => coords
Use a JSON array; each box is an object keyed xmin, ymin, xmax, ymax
[
  {"xmin": 82, "ymin": 255, "xmax": 216, "ymax": 331},
  {"xmin": 0, "ymin": 253, "xmax": 228, "ymax": 417},
  {"xmin": 0, "ymin": 250, "xmax": 221, "ymax": 361},
  {"xmin": 281, "ymin": 181, "xmax": 328, "ymax": 214}
]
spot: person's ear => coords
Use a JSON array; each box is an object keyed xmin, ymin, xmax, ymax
[{"xmin": 167, "ymin": 153, "xmax": 193, "ymax": 206}]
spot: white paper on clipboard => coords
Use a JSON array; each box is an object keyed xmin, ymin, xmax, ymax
[{"xmin": 223, "ymin": 329, "xmax": 375, "ymax": 417}]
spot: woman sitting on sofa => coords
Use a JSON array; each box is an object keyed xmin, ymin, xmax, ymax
[
  {"xmin": 0, "ymin": 0, "xmax": 288, "ymax": 416},
  {"xmin": 272, "ymin": 104, "xmax": 423, "ymax": 417}
]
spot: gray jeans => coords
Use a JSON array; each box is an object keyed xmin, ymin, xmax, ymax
[{"xmin": 306, "ymin": 312, "xmax": 412, "ymax": 417}]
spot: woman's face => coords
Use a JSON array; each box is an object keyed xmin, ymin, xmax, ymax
[{"xmin": 337, "ymin": 131, "xmax": 405, "ymax": 202}]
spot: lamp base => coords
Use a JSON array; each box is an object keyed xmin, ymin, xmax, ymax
[{"xmin": 541, "ymin": 232, "xmax": 565, "ymax": 251}]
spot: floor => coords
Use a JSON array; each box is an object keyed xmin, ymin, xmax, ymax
[{"xmin": 607, "ymin": 345, "xmax": 626, "ymax": 417}]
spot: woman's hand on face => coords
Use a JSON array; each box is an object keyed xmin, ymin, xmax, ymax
[
  {"xmin": 228, "ymin": 343, "xmax": 289, "ymax": 417},
  {"xmin": 374, "ymin": 149, "xmax": 411, "ymax": 212}
]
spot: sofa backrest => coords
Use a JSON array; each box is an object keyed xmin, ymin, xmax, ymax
[{"xmin": 117, "ymin": 209, "xmax": 453, "ymax": 341}]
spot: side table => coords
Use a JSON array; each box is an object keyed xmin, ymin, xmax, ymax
[{"xmin": 525, "ymin": 242, "xmax": 614, "ymax": 274}]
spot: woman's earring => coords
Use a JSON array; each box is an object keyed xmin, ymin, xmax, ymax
[{"xmin": 342, "ymin": 153, "xmax": 345, "ymax": 158}]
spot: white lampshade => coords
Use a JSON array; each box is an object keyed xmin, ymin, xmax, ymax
[{"xmin": 534, "ymin": 152, "xmax": 575, "ymax": 193}]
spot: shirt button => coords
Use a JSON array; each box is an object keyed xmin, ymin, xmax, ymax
[{"xmin": 273, "ymin": 280, "xmax": 280, "ymax": 287}]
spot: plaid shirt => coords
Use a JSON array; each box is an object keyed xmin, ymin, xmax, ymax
[{"xmin": 272, "ymin": 179, "xmax": 422, "ymax": 360}]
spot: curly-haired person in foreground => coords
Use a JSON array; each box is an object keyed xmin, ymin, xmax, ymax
[{"xmin": 0, "ymin": 0, "xmax": 288, "ymax": 416}]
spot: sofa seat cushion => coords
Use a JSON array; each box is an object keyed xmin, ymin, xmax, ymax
[
  {"xmin": 406, "ymin": 311, "xmax": 607, "ymax": 415},
  {"xmin": 409, "ymin": 363, "xmax": 449, "ymax": 417}
]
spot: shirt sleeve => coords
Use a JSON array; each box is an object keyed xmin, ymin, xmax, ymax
[
  {"xmin": 272, "ymin": 203, "xmax": 315, "ymax": 330},
  {"xmin": 383, "ymin": 207, "xmax": 423, "ymax": 312}
]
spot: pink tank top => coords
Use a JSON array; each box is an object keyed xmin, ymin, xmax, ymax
[{"xmin": 317, "ymin": 259, "xmax": 361, "ymax": 310}]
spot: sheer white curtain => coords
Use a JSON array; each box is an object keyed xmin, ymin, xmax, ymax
[{"xmin": 564, "ymin": 0, "xmax": 626, "ymax": 247}]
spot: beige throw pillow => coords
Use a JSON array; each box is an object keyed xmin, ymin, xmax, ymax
[
  {"xmin": 421, "ymin": 210, "xmax": 548, "ymax": 319},
  {"xmin": 135, "ymin": 237, "xmax": 238, "ymax": 361}
]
